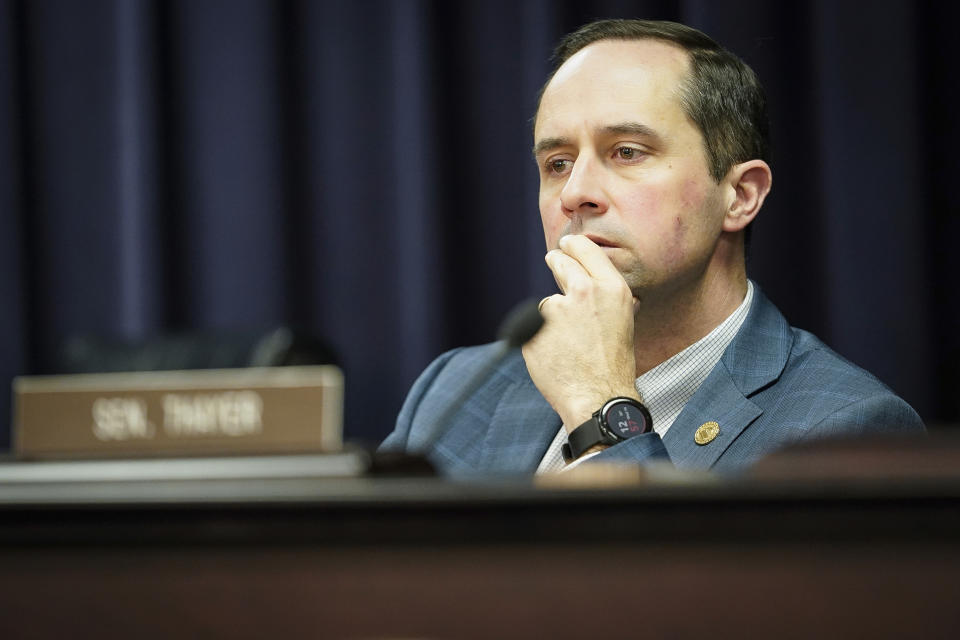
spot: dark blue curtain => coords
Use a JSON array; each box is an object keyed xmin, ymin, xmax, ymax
[{"xmin": 1, "ymin": 0, "xmax": 957, "ymax": 449}]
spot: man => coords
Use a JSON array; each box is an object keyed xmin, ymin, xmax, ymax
[{"xmin": 381, "ymin": 19, "xmax": 924, "ymax": 475}]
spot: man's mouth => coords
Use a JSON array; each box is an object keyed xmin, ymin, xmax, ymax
[{"xmin": 585, "ymin": 234, "xmax": 618, "ymax": 249}]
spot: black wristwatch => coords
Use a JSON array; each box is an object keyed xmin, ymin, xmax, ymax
[{"xmin": 562, "ymin": 396, "xmax": 653, "ymax": 463}]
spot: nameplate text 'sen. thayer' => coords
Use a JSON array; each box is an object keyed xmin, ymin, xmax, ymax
[{"xmin": 13, "ymin": 366, "xmax": 343, "ymax": 459}]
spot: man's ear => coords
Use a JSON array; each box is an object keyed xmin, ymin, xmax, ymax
[{"xmin": 722, "ymin": 160, "xmax": 772, "ymax": 232}]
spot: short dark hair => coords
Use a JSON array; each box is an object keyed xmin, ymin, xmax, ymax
[{"xmin": 540, "ymin": 19, "xmax": 769, "ymax": 183}]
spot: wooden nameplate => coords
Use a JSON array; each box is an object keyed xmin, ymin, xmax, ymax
[{"xmin": 12, "ymin": 366, "xmax": 343, "ymax": 460}]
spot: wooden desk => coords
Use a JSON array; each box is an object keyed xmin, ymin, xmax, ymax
[{"xmin": 0, "ymin": 452, "xmax": 958, "ymax": 638}]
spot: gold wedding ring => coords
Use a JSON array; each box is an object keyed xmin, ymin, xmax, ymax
[{"xmin": 538, "ymin": 296, "xmax": 551, "ymax": 313}]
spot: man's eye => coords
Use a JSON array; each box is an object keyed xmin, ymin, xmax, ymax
[
  {"xmin": 549, "ymin": 159, "xmax": 570, "ymax": 173},
  {"xmin": 617, "ymin": 147, "xmax": 641, "ymax": 160}
]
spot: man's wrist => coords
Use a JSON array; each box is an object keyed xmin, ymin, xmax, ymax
[
  {"xmin": 560, "ymin": 388, "xmax": 642, "ymax": 433},
  {"xmin": 561, "ymin": 403, "xmax": 598, "ymax": 434},
  {"xmin": 562, "ymin": 394, "xmax": 652, "ymax": 463}
]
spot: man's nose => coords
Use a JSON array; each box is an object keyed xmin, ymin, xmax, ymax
[{"xmin": 559, "ymin": 155, "xmax": 609, "ymax": 215}]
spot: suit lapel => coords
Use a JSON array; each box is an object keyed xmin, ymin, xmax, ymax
[
  {"xmin": 663, "ymin": 365, "xmax": 762, "ymax": 469},
  {"xmin": 663, "ymin": 286, "xmax": 793, "ymax": 469}
]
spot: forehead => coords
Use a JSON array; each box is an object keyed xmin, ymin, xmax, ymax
[{"xmin": 535, "ymin": 39, "xmax": 692, "ymax": 139}]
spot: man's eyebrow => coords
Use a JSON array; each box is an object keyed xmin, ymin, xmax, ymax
[
  {"xmin": 532, "ymin": 123, "xmax": 664, "ymax": 158},
  {"xmin": 532, "ymin": 137, "xmax": 569, "ymax": 158},
  {"xmin": 600, "ymin": 122, "xmax": 663, "ymax": 143}
]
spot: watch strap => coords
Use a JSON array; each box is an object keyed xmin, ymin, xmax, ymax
[{"xmin": 562, "ymin": 416, "xmax": 608, "ymax": 463}]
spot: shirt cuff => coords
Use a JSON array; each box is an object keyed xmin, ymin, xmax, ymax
[{"xmin": 561, "ymin": 449, "xmax": 604, "ymax": 471}]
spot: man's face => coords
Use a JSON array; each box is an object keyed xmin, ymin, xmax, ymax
[{"xmin": 534, "ymin": 39, "xmax": 729, "ymax": 303}]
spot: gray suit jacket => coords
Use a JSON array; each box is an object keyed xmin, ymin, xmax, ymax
[{"xmin": 382, "ymin": 287, "xmax": 925, "ymax": 476}]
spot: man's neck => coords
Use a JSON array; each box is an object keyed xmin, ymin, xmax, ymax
[{"xmin": 631, "ymin": 269, "xmax": 748, "ymax": 376}]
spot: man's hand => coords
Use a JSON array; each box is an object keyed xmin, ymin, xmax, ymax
[{"xmin": 522, "ymin": 234, "xmax": 641, "ymax": 431}]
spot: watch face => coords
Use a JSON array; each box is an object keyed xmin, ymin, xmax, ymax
[{"xmin": 605, "ymin": 402, "xmax": 651, "ymax": 440}]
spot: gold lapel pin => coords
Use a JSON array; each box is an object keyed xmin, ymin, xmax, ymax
[{"xmin": 694, "ymin": 421, "xmax": 720, "ymax": 445}]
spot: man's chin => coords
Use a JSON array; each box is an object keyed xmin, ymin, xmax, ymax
[{"xmin": 621, "ymin": 268, "xmax": 653, "ymax": 303}]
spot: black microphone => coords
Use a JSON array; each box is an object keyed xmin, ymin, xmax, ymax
[
  {"xmin": 407, "ymin": 298, "xmax": 545, "ymax": 457},
  {"xmin": 497, "ymin": 297, "xmax": 547, "ymax": 347}
]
